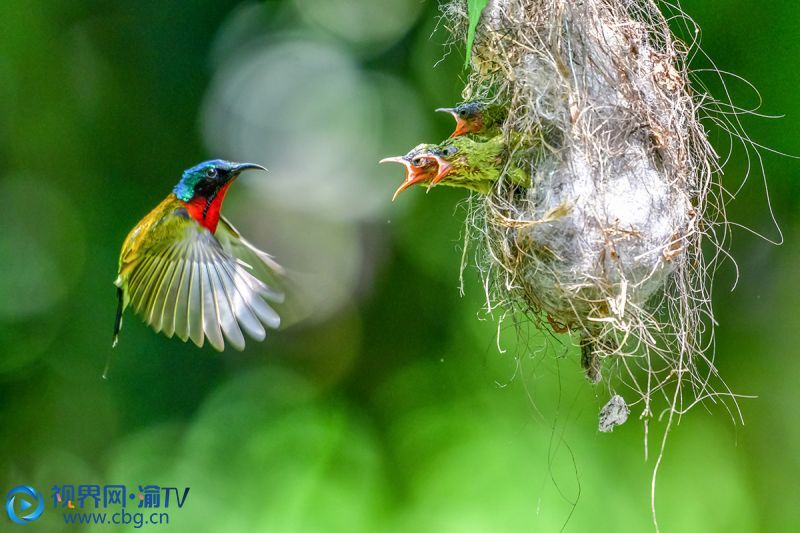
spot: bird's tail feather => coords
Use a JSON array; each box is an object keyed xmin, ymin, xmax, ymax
[
  {"xmin": 112, "ymin": 286, "xmax": 124, "ymax": 348},
  {"xmin": 105, "ymin": 287, "xmax": 124, "ymax": 380}
]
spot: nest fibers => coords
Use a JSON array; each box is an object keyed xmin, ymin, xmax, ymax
[{"xmin": 442, "ymin": 0, "xmax": 744, "ymax": 422}]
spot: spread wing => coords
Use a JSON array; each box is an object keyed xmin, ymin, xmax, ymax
[
  {"xmin": 217, "ymin": 215, "xmax": 311, "ymax": 328},
  {"xmin": 216, "ymin": 215, "xmax": 286, "ymax": 295},
  {"xmin": 120, "ymin": 214, "xmax": 281, "ymax": 351}
]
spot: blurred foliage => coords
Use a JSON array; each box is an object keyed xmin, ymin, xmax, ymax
[{"xmin": 0, "ymin": 0, "xmax": 797, "ymax": 532}]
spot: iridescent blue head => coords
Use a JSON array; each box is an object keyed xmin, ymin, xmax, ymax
[{"xmin": 173, "ymin": 159, "xmax": 267, "ymax": 201}]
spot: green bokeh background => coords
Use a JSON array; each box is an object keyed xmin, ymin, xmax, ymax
[{"xmin": 0, "ymin": 1, "xmax": 797, "ymax": 531}]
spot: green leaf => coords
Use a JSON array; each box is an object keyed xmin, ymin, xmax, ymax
[{"xmin": 465, "ymin": 0, "xmax": 490, "ymax": 68}]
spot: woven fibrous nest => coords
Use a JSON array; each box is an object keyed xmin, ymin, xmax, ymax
[{"xmin": 443, "ymin": 0, "xmax": 732, "ymax": 410}]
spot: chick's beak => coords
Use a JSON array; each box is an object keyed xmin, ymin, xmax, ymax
[
  {"xmin": 392, "ymin": 179, "xmax": 419, "ymax": 201},
  {"xmin": 429, "ymin": 156, "xmax": 452, "ymax": 186},
  {"xmin": 436, "ymin": 107, "xmax": 466, "ymax": 139},
  {"xmin": 380, "ymin": 156, "xmax": 430, "ymax": 201},
  {"xmin": 450, "ymin": 120, "xmax": 474, "ymax": 139}
]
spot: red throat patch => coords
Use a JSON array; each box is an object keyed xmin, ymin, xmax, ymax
[{"xmin": 183, "ymin": 182, "xmax": 232, "ymax": 233}]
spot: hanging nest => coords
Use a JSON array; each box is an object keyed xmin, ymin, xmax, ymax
[{"xmin": 441, "ymin": 0, "xmax": 742, "ymax": 420}]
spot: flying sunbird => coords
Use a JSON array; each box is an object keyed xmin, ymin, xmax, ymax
[
  {"xmin": 113, "ymin": 160, "xmax": 283, "ymax": 353},
  {"xmin": 381, "ymin": 135, "xmax": 530, "ymax": 197},
  {"xmin": 436, "ymin": 100, "xmax": 507, "ymax": 139}
]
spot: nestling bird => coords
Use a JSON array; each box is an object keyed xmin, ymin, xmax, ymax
[
  {"xmin": 436, "ymin": 100, "xmax": 507, "ymax": 139},
  {"xmin": 379, "ymin": 143, "xmax": 453, "ymax": 200},
  {"xmin": 381, "ymin": 135, "xmax": 529, "ymax": 198},
  {"xmin": 113, "ymin": 160, "xmax": 283, "ymax": 352}
]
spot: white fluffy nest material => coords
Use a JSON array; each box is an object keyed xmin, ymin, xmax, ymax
[{"xmin": 443, "ymin": 0, "xmax": 728, "ymax": 406}]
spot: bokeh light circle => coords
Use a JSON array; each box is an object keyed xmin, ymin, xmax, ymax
[{"xmin": 292, "ymin": 0, "xmax": 424, "ymax": 51}]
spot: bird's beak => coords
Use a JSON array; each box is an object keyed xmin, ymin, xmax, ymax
[
  {"xmin": 436, "ymin": 107, "xmax": 471, "ymax": 138},
  {"xmin": 429, "ymin": 156, "xmax": 452, "ymax": 186},
  {"xmin": 392, "ymin": 180, "xmax": 418, "ymax": 201},
  {"xmin": 450, "ymin": 123, "xmax": 467, "ymax": 138},
  {"xmin": 380, "ymin": 156, "xmax": 428, "ymax": 201},
  {"xmin": 233, "ymin": 162, "xmax": 268, "ymax": 174}
]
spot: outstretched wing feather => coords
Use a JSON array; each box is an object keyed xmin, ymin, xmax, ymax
[
  {"xmin": 199, "ymin": 247, "xmax": 224, "ymax": 351},
  {"xmin": 206, "ymin": 256, "xmax": 245, "ymax": 351},
  {"xmin": 217, "ymin": 216, "xmax": 285, "ymax": 303},
  {"xmin": 120, "ymin": 216, "xmax": 280, "ymax": 350}
]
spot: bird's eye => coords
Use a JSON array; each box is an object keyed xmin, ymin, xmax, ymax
[
  {"xmin": 458, "ymin": 110, "xmax": 467, "ymax": 118},
  {"xmin": 444, "ymin": 146, "xmax": 458, "ymax": 156},
  {"xmin": 206, "ymin": 168, "xmax": 218, "ymax": 178},
  {"xmin": 411, "ymin": 157, "xmax": 425, "ymax": 167}
]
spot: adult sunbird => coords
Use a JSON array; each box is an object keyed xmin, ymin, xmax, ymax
[{"xmin": 113, "ymin": 159, "xmax": 283, "ymax": 353}]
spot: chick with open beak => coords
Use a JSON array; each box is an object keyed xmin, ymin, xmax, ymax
[
  {"xmin": 436, "ymin": 100, "xmax": 507, "ymax": 139},
  {"xmin": 379, "ymin": 144, "xmax": 451, "ymax": 201},
  {"xmin": 381, "ymin": 136, "xmax": 531, "ymax": 198}
]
